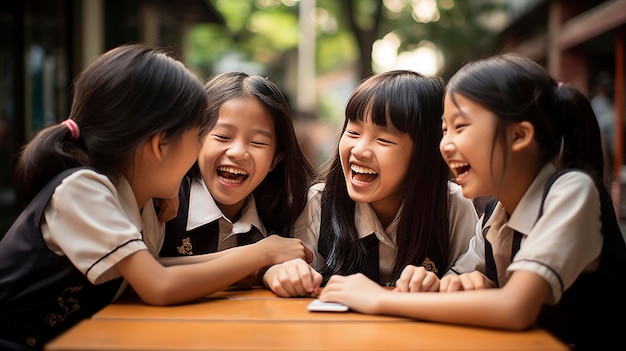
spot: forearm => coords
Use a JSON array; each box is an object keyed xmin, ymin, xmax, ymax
[
  {"xmin": 158, "ymin": 246, "xmax": 243, "ymax": 266},
  {"xmin": 121, "ymin": 247, "xmax": 269, "ymax": 305},
  {"xmin": 377, "ymin": 277, "xmax": 545, "ymax": 330}
]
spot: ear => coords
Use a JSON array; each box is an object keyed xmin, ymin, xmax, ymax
[
  {"xmin": 146, "ymin": 132, "xmax": 169, "ymax": 162},
  {"xmin": 270, "ymin": 152, "xmax": 285, "ymax": 171},
  {"xmin": 510, "ymin": 121, "xmax": 534, "ymax": 152}
]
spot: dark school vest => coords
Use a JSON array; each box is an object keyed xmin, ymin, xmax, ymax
[
  {"xmin": 317, "ymin": 201, "xmax": 447, "ymax": 286},
  {"xmin": 317, "ymin": 203, "xmax": 383, "ymax": 285},
  {"xmin": 0, "ymin": 167, "xmax": 123, "ymax": 350},
  {"xmin": 159, "ymin": 177, "xmax": 262, "ymax": 257},
  {"xmin": 482, "ymin": 169, "xmax": 626, "ymax": 350}
]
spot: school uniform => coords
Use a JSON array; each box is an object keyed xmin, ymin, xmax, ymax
[
  {"xmin": 0, "ymin": 168, "xmax": 163, "ymax": 350},
  {"xmin": 448, "ymin": 163, "xmax": 626, "ymax": 349},
  {"xmin": 159, "ymin": 177, "xmax": 266, "ymax": 258},
  {"xmin": 293, "ymin": 181, "xmax": 478, "ymax": 286}
]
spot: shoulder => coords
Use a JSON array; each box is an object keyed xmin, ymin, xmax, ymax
[
  {"xmin": 447, "ymin": 181, "xmax": 476, "ymax": 210},
  {"xmin": 308, "ymin": 182, "xmax": 325, "ymax": 200},
  {"xmin": 549, "ymin": 169, "xmax": 598, "ymax": 199},
  {"xmin": 548, "ymin": 169, "xmax": 595, "ymax": 187},
  {"xmin": 446, "ymin": 181, "xmax": 479, "ymax": 230},
  {"xmin": 51, "ymin": 168, "xmax": 137, "ymax": 222},
  {"xmin": 447, "ymin": 181, "xmax": 463, "ymax": 197},
  {"xmin": 55, "ymin": 168, "xmax": 116, "ymax": 196},
  {"xmin": 545, "ymin": 170, "xmax": 598, "ymax": 204}
]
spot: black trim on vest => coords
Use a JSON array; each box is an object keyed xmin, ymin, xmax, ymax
[
  {"xmin": 160, "ymin": 177, "xmax": 219, "ymax": 256},
  {"xmin": 318, "ymin": 203, "xmax": 381, "ymax": 285},
  {"xmin": 480, "ymin": 169, "xmax": 626, "ymax": 349},
  {"xmin": 0, "ymin": 167, "xmax": 123, "ymax": 350}
]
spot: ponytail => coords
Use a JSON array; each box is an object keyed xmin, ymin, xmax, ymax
[
  {"xmin": 14, "ymin": 122, "xmax": 90, "ymax": 204},
  {"xmin": 554, "ymin": 83, "xmax": 605, "ymax": 182},
  {"xmin": 14, "ymin": 44, "xmax": 208, "ymax": 205}
]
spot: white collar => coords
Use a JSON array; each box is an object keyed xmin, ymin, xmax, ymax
[
  {"xmin": 114, "ymin": 175, "xmax": 143, "ymax": 232},
  {"xmin": 187, "ymin": 179, "xmax": 266, "ymax": 235},
  {"xmin": 354, "ymin": 202, "xmax": 400, "ymax": 249},
  {"xmin": 507, "ymin": 163, "xmax": 557, "ymax": 235}
]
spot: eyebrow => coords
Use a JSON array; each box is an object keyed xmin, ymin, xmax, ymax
[
  {"xmin": 253, "ymin": 128, "xmax": 273, "ymax": 139},
  {"xmin": 213, "ymin": 123, "xmax": 273, "ymax": 139}
]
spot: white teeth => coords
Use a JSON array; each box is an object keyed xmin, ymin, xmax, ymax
[
  {"xmin": 220, "ymin": 177, "xmax": 243, "ymax": 184},
  {"xmin": 448, "ymin": 161, "xmax": 469, "ymax": 169},
  {"xmin": 217, "ymin": 166, "xmax": 248, "ymax": 176},
  {"xmin": 351, "ymin": 164, "xmax": 377, "ymax": 174}
]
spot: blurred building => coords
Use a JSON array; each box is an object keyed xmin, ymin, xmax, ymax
[
  {"xmin": 0, "ymin": 0, "xmax": 223, "ymax": 234},
  {"xmin": 497, "ymin": 0, "xmax": 626, "ymax": 217}
]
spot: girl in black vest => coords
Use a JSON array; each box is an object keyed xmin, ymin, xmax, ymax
[
  {"xmin": 158, "ymin": 72, "xmax": 316, "ymax": 288},
  {"xmin": 319, "ymin": 53, "xmax": 626, "ymax": 350},
  {"xmin": 264, "ymin": 70, "xmax": 479, "ymax": 297},
  {"xmin": 0, "ymin": 45, "xmax": 310, "ymax": 351}
]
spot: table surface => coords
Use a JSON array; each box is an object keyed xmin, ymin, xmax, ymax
[{"xmin": 45, "ymin": 287, "xmax": 569, "ymax": 351}]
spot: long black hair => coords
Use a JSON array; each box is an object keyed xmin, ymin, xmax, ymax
[
  {"xmin": 188, "ymin": 72, "xmax": 316, "ymax": 236},
  {"xmin": 320, "ymin": 70, "xmax": 450, "ymax": 282}
]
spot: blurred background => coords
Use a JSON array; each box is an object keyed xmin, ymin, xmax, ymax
[{"xmin": 1, "ymin": 0, "xmax": 625, "ymax": 235}]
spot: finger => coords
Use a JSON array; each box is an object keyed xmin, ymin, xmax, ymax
[
  {"xmin": 267, "ymin": 273, "xmax": 290, "ymax": 297},
  {"xmin": 441, "ymin": 277, "xmax": 460, "ymax": 292},
  {"xmin": 302, "ymin": 244, "xmax": 313, "ymax": 263},
  {"xmin": 394, "ymin": 269, "xmax": 414, "ymax": 292},
  {"xmin": 277, "ymin": 269, "xmax": 300, "ymax": 297},
  {"xmin": 302, "ymin": 266, "xmax": 324, "ymax": 296},
  {"xmin": 459, "ymin": 274, "xmax": 477, "ymax": 290},
  {"xmin": 421, "ymin": 274, "xmax": 440, "ymax": 292},
  {"xmin": 407, "ymin": 271, "xmax": 427, "ymax": 292}
]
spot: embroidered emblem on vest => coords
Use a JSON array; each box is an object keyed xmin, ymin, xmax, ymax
[
  {"xmin": 44, "ymin": 285, "xmax": 84, "ymax": 326},
  {"xmin": 422, "ymin": 257, "xmax": 438, "ymax": 274},
  {"xmin": 177, "ymin": 237, "xmax": 193, "ymax": 255}
]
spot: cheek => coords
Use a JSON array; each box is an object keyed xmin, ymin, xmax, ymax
[
  {"xmin": 256, "ymin": 151, "xmax": 277, "ymax": 174},
  {"xmin": 197, "ymin": 145, "xmax": 217, "ymax": 172},
  {"xmin": 395, "ymin": 153, "xmax": 413, "ymax": 182},
  {"xmin": 338, "ymin": 138, "xmax": 350, "ymax": 161},
  {"xmin": 184, "ymin": 144, "xmax": 199, "ymax": 170}
]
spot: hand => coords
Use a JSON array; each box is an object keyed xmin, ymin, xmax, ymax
[
  {"xmin": 255, "ymin": 235, "xmax": 310, "ymax": 265},
  {"xmin": 439, "ymin": 271, "xmax": 497, "ymax": 292},
  {"xmin": 154, "ymin": 197, "xmax": 179, "ymax": 223},
  {"xmin": 319, "ymin": 273, "xmax": 388, "ymax": 314},
  {"xmin": 263, "ymin": 259, "xmax": 322, "ymax": 297},
  {"xmin": 393, "ymin": 265, "xmax": 440, "ymax": 292}
]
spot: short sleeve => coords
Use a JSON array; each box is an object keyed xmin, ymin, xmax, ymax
[
  {"xmin": 446, "ymin": 182, "xmax": 479, "ymax": 269},
  {"xmin": 292, "ymin": 183, "xmax": 325, "ymax": 270},
  {"xmin": 444, "ymin": 217, "xmax": 486, "ymax": 276},
  {"xmin": 43, "ymin": 169, "xmax": 147, "ymax": 285},
  {"xmin": 508, "ymin": 172, "xmax": 602, "ymax": 304}
]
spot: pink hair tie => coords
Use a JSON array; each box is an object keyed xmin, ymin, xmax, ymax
[
  {"xmin": 557, "ymin": 82, "xmax": 563, "ymax": 91},
  {"xmin": 62, "ymin": 119, "xmax": 80, "ymax": 140}
]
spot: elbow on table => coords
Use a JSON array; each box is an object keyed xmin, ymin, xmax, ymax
[
  {"xmin": 134, "ymin": 281, "xmax": 184, "ymax": 306},
  {"xmin": 495, "ymin": 303, "xmax": 541, "ymax": 331},
  {"xmin": 136, "ymin": 290, "xmax": 174, "ymax": 306}
]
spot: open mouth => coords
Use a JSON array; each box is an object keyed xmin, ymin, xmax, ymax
[
  {"xmin": 449, "ymin": 161, "xmax": 470, "ymax": 179},
  {"xmin": 217, "ymin": 166, "xmax": 249, "ymax": 184},
  {"xmin": 351, "ymin": 164, "xmax": 378, "ymax": 183}
]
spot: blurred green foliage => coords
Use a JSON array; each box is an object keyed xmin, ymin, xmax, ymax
[
  {"xmin": 187, "ymin": 0, "xmax": 505, "ymax": 123},
  {"xmin": 188, "ymin": 0, "xmax": 504, "ymax": 80}
]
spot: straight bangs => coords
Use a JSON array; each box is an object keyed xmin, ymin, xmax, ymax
[{"xmin": 344, "ymin": 76, "xmax": 415, "ymax": 134}]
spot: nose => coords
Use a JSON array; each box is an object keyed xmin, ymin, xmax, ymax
[
  {"xmin": 440, "ymin": 135, "xmax": 455, "ymax": 157},
  {"xmin": 225, "ymin": 140, "xmax": 249, "ymax": 160},
  {"xmin": 351, "ymin": 138, "xmax": 372, "ymax": 159}
]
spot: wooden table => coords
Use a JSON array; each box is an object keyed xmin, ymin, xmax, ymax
[{"xmin": 45, "ymin": 287, "xmax": 569, "ymax": 351}]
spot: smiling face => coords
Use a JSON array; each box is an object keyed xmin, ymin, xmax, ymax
[
  {"xmin": 198, "ymin": 97, "xmax": 278, "ymax": 220},
  {"xmin": 440, "ymin": 92, "xmax": 503, "ymax": 200},
  {"xmin": 338, "ymin": 114, "xmax": 413, "ymax": 225}
]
